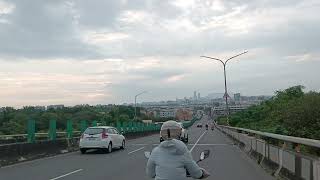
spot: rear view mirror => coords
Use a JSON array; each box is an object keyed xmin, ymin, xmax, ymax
[
  {"xmin": 199, "ymin": 150, "xmax": 210, "ymax": 161},
  {"xmin": 144, "ymin": 151, "xmax": 151, "ymax": 159}
]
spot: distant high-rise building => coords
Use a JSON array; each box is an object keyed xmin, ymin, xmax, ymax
[
  {"xmin": 234, "ymin": 93, "xmax": 241, "ymax": 104},
  {"xmin": 198, "ymin": 93, "xmax": 201, "ymax": 100},
  {"xmin": 193, "ymin": 91, "xmax": 197, "ymax": 100}
]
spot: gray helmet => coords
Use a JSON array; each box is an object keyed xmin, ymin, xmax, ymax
[{"xmin": 160, "ymin": 120, "xmax": 182, "ymax": 140}]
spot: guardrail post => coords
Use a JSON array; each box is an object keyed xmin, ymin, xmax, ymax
[
  {"xmin": 49, "ymin": 119, "xmax": 56, "ymax": 140},
  {"xmin": 67, "ymin": 120, "xmax": 73, "ymax": 139},
  {"xmin": 27, "ymin": 119, "xmax": 35, "ymax": 143},
  {"xmin": 142, "ymin": 123, "xmax": 145, "ymax": 132},
  {"xmin": 92, "ymin": 120, "xmax": 97, "ymax": 127},
  {"xmin": 139, "ymin": 122, "xmax": 142, "ymax": 132},
  {"xmin": 116, "ymin": 121, "xmax": 122, "ymax": 132},
  {"xmin": 80, "ymin": 120, "xmax": 87, "ymax": 133},
  {"xmin": 132, "ymin": 122, "xmax": 136, "ymax": 132},
  {"xmin": 128, "ymin": 121, "xmax": 132, "ymax": 133},
  {"xmin": 123, "ymin": 122, "xmax": 127, "ymax": 134}
]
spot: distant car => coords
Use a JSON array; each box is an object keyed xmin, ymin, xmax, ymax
[
  {"xmin": 79, "ymin": 126, "xmax": 125, "ymax": 154},
  {"xmin": 197, "ymin": 123, "xmax": 203, "ymax": 128},
  {"xmin": 160, "ymin": 122, "xmax": 188, "ymax": 143}
]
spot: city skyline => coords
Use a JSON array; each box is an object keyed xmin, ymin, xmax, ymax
[{"xmin": 1, "ymin": 91, "xmax": 271, "ymax": 109}]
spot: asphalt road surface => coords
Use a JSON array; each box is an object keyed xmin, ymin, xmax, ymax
[{"xmin": 0, "ymin": 116, "xmax": 274, "ymax": 180}]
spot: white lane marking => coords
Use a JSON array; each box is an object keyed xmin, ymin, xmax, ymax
[
  {"xmin": 190, "ymin": 131, "xmax": 206, "ymax": 152},
  {"xmin": 128, "ymin": 147, "xmax": 145, "ymax": 155},
  {"xmin": 49, "ymin": 169, "xmax": 83, "ymax": 180},
  {"xmin": 131, "ymin": 144, "xmax": 159, "ymax": 146},
  {"xmin": 187, "ymin": 143, "xmax": 232, "ymax": 146},
  {"xmin": 131, "ymin": 144, "xmax": 148, "ymax": 146}
]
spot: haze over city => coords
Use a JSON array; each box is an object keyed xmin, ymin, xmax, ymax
[{"xmin": 0, "ymin": 0, "xmax": 319, "ymax": 107}]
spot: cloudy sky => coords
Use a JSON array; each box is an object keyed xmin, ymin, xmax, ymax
[{"xmin": 0, "ymin": 0, "xmax": 319, "ymax": 107}]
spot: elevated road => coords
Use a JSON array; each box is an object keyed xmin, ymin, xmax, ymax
[{"xmin": 0, "ymin": 116, "xmax": 274, "ymax": 180}]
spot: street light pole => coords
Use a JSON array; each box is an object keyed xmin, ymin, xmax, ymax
[
  {"xmin": 223, "ymin": 63, "xmax": 228, "ymax": 118},
  {"xmin": 201, "ymin": 51, "xmax": 248, "ymax": 124},
  {"xmin": 134, "ymin": 91, "xmax": 147, "ymax": 120}
]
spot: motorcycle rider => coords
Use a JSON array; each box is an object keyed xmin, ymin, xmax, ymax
[{"xmin": 146, "ymin": 120, "xmax": 210, "ymax": 180}]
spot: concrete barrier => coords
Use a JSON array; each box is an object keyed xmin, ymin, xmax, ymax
[
  {"xmin": 269, "ymin": 145, "xmax": 279, "ymax": 164},
  {"xmin": 251, "ymin": 138, "xmax": 257, "ymax": 151},
  {"xmin": 314, "ymin": 160, "xmax": 320, "ymax": 180},
  {"xmin": 257, "ymin": 140, "xmax": 266, "ymax": 157},
  {"xmin": 282, "ymin": 150, "xmax": 295, "ymax": 174},
  {"xmin": 218, "ymin": 126, "xmax": 320, "ymax": 180},
  {"xmin": 302, "ymin": 157, "xmax": 311, "ymax": 180},
  {"xmin": 0, "ymin": 138, "xmax": 78, "ymax": 167}
]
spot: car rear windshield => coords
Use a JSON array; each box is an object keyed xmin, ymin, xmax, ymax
[{"xmin": 84, "ymin": 128, "xmax": 104, "ymax": 135}]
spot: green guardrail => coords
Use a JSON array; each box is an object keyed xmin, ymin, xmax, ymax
[{"xmin": 5, "ymin": 114, "xmax": 203, "ymax": 143}]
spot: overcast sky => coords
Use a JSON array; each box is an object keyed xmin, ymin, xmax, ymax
[{"xmin": 0, "ymin": 0, "xmax": 319, "ymax": 107}]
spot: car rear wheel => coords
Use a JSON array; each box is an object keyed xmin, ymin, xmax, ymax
[
  {"xmin": 120, "ymin": 140, "xmax": 125, "ymax": 149},
  {"xmin": 106, "ymin": 143, "xmax": 112, "ymax": 153},
  {"xmin": 80, "ymin": 148, "xmax": 86, "ymax": 154}
]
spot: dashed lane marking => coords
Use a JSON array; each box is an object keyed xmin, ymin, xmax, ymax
[
  {"xmin": 128, "ymin": 147, "xmax": 145, "ymax": 155},
  {"xmin": 190, "ymin": 131, "xmax": 207, "ymax": 152},
  {"xmin": 49, "ymin": 169, "xmax": 83, "ymax": 180}
]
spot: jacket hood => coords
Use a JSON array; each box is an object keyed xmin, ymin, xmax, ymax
[{"xmin": 158, "ymin": 139, "xmax": 188, "ymax": 155}]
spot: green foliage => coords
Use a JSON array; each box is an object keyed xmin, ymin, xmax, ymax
[
  {"xmin": 225, "ymin": 85, "xmax": 320, "ymax": 140},
  {"xmin": 0, "ymin": 105, "xmax": 140, "ymax": 135}
]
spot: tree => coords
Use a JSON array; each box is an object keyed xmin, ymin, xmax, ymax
[
  {"xmin": 224, "ymin": 85, "xmax": 320, "ymax": 140},
  {"xmin": 119, "ymin": 114, "xmax": 130, "ymax": 122}
]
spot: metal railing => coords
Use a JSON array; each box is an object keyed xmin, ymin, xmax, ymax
[
  {"xmin": 217, "ymin": 125, "xmax": 320, "ymax": 180},
  {"xmin": 219, "ymin": 125, "xmax": 320, "ymax": 148},
  {"xmin": 0, "ymin": 115, "xmax": 202, "ymax": 145}
]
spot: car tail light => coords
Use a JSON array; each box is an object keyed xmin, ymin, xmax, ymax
[{"xmin": 102, "ymin": 129, "xmax": 108, "ymax": 139}]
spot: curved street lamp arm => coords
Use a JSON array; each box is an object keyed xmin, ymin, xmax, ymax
[
  {"xmin": 200, "ymin": 56, "xmax": 225, "ymax": 65},
  {"xmin": 225, "ymin": 51, "xmax": 248, "ymax": 64},
  {"xmin": 135, "ymin": 91, "xmax": 148, "ymax": 97}
]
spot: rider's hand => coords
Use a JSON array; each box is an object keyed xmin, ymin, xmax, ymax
[{"xmin": 200, "ymin": 168, "xmax": 210, "ymax": 179}]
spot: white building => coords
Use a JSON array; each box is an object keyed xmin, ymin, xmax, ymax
[
  {"xmin": 212, "ymin": 105, "xmax": 250, "ymax": 116},
  {"xmin": 34, "ymin": 106, "xmax": 46, "ymax": 111},
  {"xmin": 159, "ymin": 110, "xmax": 176, "ymax": 118},
  {"xmin": 47, "ymin": 105, "xmax": 64, "ymax": 110}
]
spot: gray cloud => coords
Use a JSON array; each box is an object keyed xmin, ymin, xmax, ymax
[
  {"xmin": 0, "ymin": 0, "xmax": 319, "ymax": 106},
  {"xmin": 0, "ymin": 0, "xmax": 99, "ymax": 59}
]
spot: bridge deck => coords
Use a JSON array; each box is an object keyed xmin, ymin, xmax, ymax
[{"xmin": 0, "ymin": 117, "xmax": 274, "ymax": 180}]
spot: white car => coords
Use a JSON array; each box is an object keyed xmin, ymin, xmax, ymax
[
  {"xmin": 79, "ymin": 126, "xmax": 125, "ymax": 154},
  {"xmin": 159, "ymin": 122, "xmax": 188, "ymax": 143}
]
